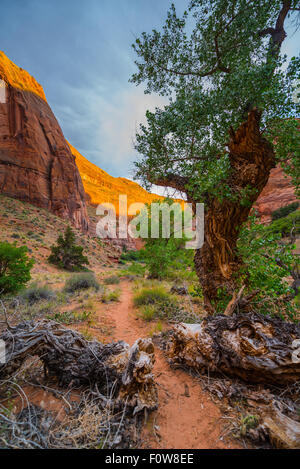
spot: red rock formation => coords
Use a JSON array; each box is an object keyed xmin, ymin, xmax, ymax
[
  {"xmin": 0, "ymin": 52, "xmax": 89, "ymax": 232},
  {"xmin": 255, "ymin": 166, "xmax": 298, "ymax": 223}
]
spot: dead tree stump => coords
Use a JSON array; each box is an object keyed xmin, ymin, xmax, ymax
[{"xmin": 0, "ymin": 320, "xmax": 158, "ymax": 415}]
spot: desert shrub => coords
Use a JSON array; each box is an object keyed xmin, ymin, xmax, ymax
[
  {"xmin": 118, "ymin": 263, "xmax": 146, "ymax": 278},
  {"xmin": 133, "ymin": 286, "xmax": 172, "ymax": 307},
  {"xmin": 48, "ymin": 226, "xmax": 89, "ymax": 271},
  {"xmin": 103, "ymin": 275, "xmax": 120, "ymax": 285},
  {"xmin": 133, "ymin": 286, "xmax": 181, "ymax": 320},
  {"xmin": 119, "ymin": 250, "xmax": 143, "ymax": 262},
  {"xmin": 64, "ymin": 273, "xmax": 100, "ymax": 293},
  {"xmin": 271, "ymin": 202, "xmax": 299, "ymax": 221},
  {"xmin": 134, "ymin": 286, "xmax": 199, "ymax": 323},
  {"xmin": 20, "ymin": 285, "xmax": 56, "ymax": 305},
  {"xmin": 101, "ymin": 288, "xmax": 121, "ymax": 303},
  {"xmin": 0, "ymin": 242, "xmax": 34, "ymax": 296},
  {"xmin": 48, "ymin": 310, "xmax": 94, "ymax": 325},
  {"xmin": 267, "ymin": 210, "xmax": 300, "ymax": 237},
  {"xmin": 139, "ymin": 305, "xmax": 157, "ymax": 321}
]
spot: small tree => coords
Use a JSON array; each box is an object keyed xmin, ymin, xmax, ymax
[
  {"xmin": 0, "ymin": 242, "xmax": 34, "ymax": 296},
  {"xmin": 140, "ymin": 199, "xmax": 190, "ymax": 279},
  {"xmin": 48, "ymin": 226, "xmax": 89, "ymax": 271}
]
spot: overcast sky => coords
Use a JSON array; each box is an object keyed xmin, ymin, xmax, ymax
[{"xmin": 0, "ymin": 0, "xmax": 299, "ymax": 181}]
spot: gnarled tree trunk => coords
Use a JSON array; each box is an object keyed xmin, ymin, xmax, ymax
[{"xmin": 194, "ymin": 109, "xmax": 275, "ymax": 312}]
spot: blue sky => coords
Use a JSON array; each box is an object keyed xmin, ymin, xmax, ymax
[{"xmin": 0, "ymin": 0, "xmax": 299, "ymax": 180}]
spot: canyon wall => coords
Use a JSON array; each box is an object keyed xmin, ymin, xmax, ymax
[
  {"xmin": 68, "ymin": 142, "xmax": 168, "ymax": 214},
  {"xmin": 0, "ymin": 51, "xmax": 89, "ymax": 231},
  {"xmin": 254, "ymin": 166, "xmax": 298, "ymax": 223}
]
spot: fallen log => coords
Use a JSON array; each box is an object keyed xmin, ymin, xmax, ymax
[
  {"xmin": 263, "ymin": 407, "xmax": 300, "ymax": 449},
  {"xmin": 0, "ymin": 320, "xmax": 158, "ymax": 415},
  {"xmin": 167, "ymin": 312, "xmax": 300, "ymax": 385}
]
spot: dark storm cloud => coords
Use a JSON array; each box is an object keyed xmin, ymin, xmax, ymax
[{"xmin": 0, "ymin": 0, "xmax": 299, "ymax": 178}]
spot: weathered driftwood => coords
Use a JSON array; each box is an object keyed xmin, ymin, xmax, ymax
[
  {"xmin": 167, "ymin": 312, "xmax": 300, "ymax": 385},
  {"xmin": 263, "ymin": 407, "xmax": 300, "ymax": 449},
  {"xmin": 0, "ymin": 320, "xmax": 158, "ymax": 415}
]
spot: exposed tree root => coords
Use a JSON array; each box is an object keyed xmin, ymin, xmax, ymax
[{"xmin": 0, "ymin": 320, "xmax": 158, "ymax": 416}]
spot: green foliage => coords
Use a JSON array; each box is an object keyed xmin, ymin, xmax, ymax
[
  {"xmin": 271, "ymin": 202, "xmax": 299, "ymax": 221},
  {"xmin": 119, "ymin": 250, "xmax": 143, "ymax": 262},
  {"xmin": 64, "ymin": 273, "xmax": 100, "ymax": 294},
  {"xmin": 118, "ymin": 263, "xmax": 146, "ymax": 278},
  {"xmin": 133, "ymin": 285, "xmax": 173, "ymax": 307},
  {"xmin": 48, "ymin": 226, "xmax": 89, "ymax": 271},
  {"xmin": 101, "ymin": 288, "xmax": 121, "ymax": 303},
  {"xmin": 20, "ymin": 284, "xmax": 56, "ymax": 305},
  {"xmin": 237, "ymin": 216, "xmax": 298, "ymax": 317},
  {"xmin": 131, "ymin": 1, "xmax": 299, "ymax": 201},
  {"xmin": 134, "ymin": 285, "xmax": 198, "ymax": 322},
  {"xmin": 139, "ymin": 199, "xmax": 190, "ymax": 279},
  {"xmin": 103, "ymin": 275, "xmax": 120, "ymax": 285},
  {"xmin": 240, "ymin": 415, "xmax": 259, "ymax": 437},
  {"xmin": 266, "ymin": 209, "xmax": 300, "ymax": 238},
  {"xmin": 134, "ymin": 286, "xmax": 179, "ymax": 320},
  {"xmin": 48, "ymin": 309, "xmax": 94, "ymax": 325},
  {"xmin": 0, "ymin": 242, "xmax": 34, "ymax": 296},
  {"xmin": 139, "ymin": 305, "xmax": 159, "ymax": 322}
]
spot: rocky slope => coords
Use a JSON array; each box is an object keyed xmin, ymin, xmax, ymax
[{"xmin": 0, "ymin": 51, "xmax": 89, "ymax": 231}]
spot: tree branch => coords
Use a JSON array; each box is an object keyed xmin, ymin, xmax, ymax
[
  {"xmin": 259, "ymin": 1, "xmax": 292, "ymax": 59},
  {"xmin": 147, "ymin": 172, "xmax": 189, "ymax": 192}
]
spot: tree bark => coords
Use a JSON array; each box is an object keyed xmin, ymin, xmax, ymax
[{"xmin": 194, "ymin": 109, "xmax": 275, "ymax": 313}]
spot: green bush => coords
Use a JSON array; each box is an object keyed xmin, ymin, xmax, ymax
[
  {"xmin": 119, "ymin": 250, "xmax": 143, "ymax": 262},
  {"xmin": 48, "ymin": 310, "xmax": 94, "ymax": 325},
  {"xmin": 118, "ymin": 263, "xmax": 146, "ymax": 278},
  {"xmin": 139, "ymin": 305, "xmax": 157, "ymax": 321},
  {"xmin": 101, "ymin": 288, "xmax": 121, "ymax": 303},
  {"xmin": 0, "ymin": 242, "xmax": 34, "ymax": 296},
  {"xmin": 134, "ymin": 286, "xmax": 180, "ymax": 321},
  {"xmin": 20, "ymin": 285, "xmax": 56, "ymax": 305},
  {"xmin": 267, "ymin": 210, "xmax": 300, "ymax": 237},
  {"xmin": 236, "ymin": 215, "xmax": 298, "ymax": 318},
  {"xmin": 271, "ymin": 202, "xmax": 299, "ymax": 221},
  {"xmin": 133, "ymin": 286, "xmax": 173, "ymax": 306},
  {"xmin": 103, "ymin": 275, "xmax": 120, "ymax": 285},
  {"xmin": 48, "ymin": 226, "xmax": 89, "ymax": 271},
  {"xmin": 64, "ymin": 273, "xmax": 100, "ymax": 293}
]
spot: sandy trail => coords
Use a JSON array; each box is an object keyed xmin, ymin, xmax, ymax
[{"xmin": 103, "ymin": 282, "xmax": 239, "ymax": 449}]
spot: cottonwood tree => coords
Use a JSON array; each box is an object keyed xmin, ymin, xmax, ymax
[{"xmin": 131, "ymin": 0, "xmax": 300, "ymax": 312}]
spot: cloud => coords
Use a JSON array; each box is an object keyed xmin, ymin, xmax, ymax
[{"xmin": 97, "ymin": 87, "xmax": 167, "ymax": 177}]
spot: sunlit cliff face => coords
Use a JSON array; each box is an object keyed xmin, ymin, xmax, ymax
[
  {"xmin": 0, "ymin": 51, "xmax": 46, "ymax": 100},
  {"xmin": 0, "ymin": 50, "xmax": 168, "ymax": 216},
  {"xmin": 68, "ymin": 142, "xmax": 169, "ymax": 215}
]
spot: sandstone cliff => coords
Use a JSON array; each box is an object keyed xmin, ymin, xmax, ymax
[
  {"xmin": 0, "ymin": 51, "xmax": 89, "ymax": 231},
  {"xmin": 254, "ymin": 166, "xmax": 298, "ymax": 223},
  {"xmin": 68, "ymin": 142, "xmax": 168, "ymax": 215}
]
